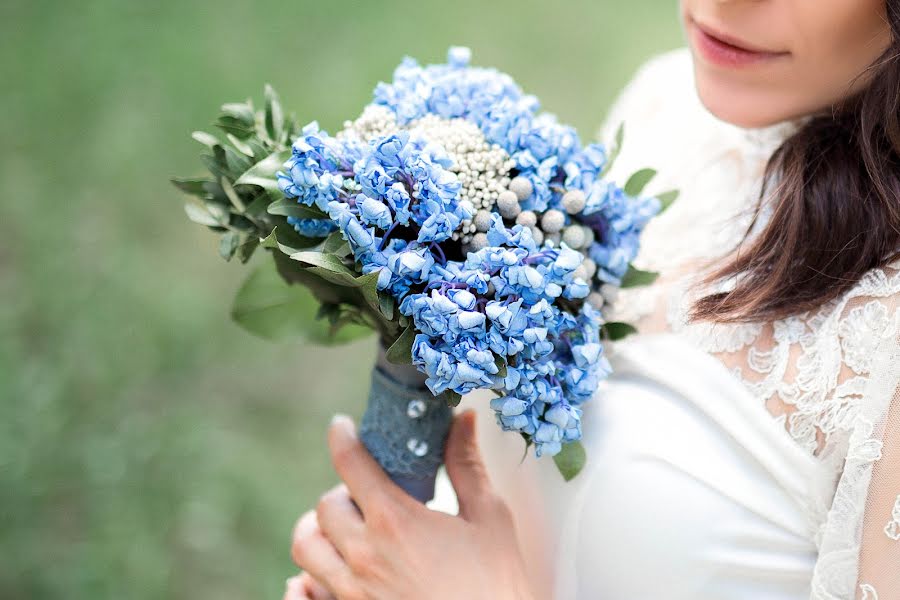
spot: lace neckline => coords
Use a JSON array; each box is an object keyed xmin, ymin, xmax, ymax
[{"xmin": 739, "ymin": 115, "xmax": 809, "ymax": 155}]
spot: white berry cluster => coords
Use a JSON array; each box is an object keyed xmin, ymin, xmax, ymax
[
  {"xmin": 339, "ymin": 109, "xmax": 517, "ymax": 245},
  {"xmin": 337, "ymin": 104, "xmax": 398, "ymax": 143},
  {"xmin": 407, "ymin": 115, "xmax": 516, "ymax": 244}
]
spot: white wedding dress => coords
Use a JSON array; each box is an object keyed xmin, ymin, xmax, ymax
[{"xmin": 430, "ymin": 48, "xmax": 900, "ymax": 600}]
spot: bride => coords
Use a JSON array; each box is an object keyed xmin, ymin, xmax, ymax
[{"xmin": 286, "ymin": 1, "xmax": 900, "ymax": 598}]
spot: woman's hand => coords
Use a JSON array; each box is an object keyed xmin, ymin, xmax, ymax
[{"xmin": 287, "ymin": 410, "xmax": 536, "ymax": 600}]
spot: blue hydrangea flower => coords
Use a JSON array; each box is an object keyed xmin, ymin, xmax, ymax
[{"xmin": 287, "ymin": 217, "xmax": 337, "ymax": 238}]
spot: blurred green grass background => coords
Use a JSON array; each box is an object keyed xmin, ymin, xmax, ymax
[{"xmin": 0, "ymin": 1, "xmax": 682, "ymax": 597}]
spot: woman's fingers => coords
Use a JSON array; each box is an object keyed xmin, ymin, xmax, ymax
[
  {"xmin": 284, "ymin": 574, "xmax": 335, "ymax": 600},
  {"xmin": 290, "ymin": 510, "xmax": 355, "ymax": 598},
  {"xmin": 316, "ymin": 484, "xmax": 365, "ymax": 557},
  {"xmin": 299, "ymin": 573, "xmax": 336, "ymax": 600},
  {"xmin": 327, "ymin": 415, "xmax": 412, "ymax": 515},
  {"xmin": 283, "ymin": 576, "xmax": 312, "ymax": 600},
  {"xmin": 444, "ymin": 410, "xmax": 493, "ymax": 520}
]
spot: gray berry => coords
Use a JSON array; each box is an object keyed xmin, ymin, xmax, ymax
[
  {"xmin": 467, "ymin": 232, "xmax": 490, "ymax": 253},
  {"xmin": 497, "ymin": 190, "xmax": 521, "ymax": 219},
  {"xmin": 573, "ymin": 264, "xmax": 589, "ymax": 281},
  {"xmin": 540, "ymin": 209, "xmax": 565, "ymax": 234},
  {"xmin": 515, "ymin": 210, "xmax": 537, "ymax": 228},
  {"xmin": 581, "ymin": 225, "xmax": 595, "ymax": 247},
  {"xmin": 562, "ymin": 189, "xmax": 586, "ymax": 214},
  {"xmin": 509, "ymin": 176, "xmax": 533, "ymax": 201},
  {"xmin": 562, "ymin": 225, "xmax": 586, "ymax": 249},
  {"xmin": 473, "ymin": 209, "xmax": 493, "ymax": 232}
]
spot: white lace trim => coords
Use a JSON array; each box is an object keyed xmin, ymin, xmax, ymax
[
  {"xmin": 659, "ymin": 266, "xmax": 900, "ymax": 460},
  {"xmin": 885, "ymin": 495, "xmax": 900, "ymax": 541},
  {"xmin": 859, "ymin": 583, "xmax": 879, "ymax": 600}
]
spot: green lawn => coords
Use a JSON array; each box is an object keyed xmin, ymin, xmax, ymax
[{"xmin": 0, "ymin": 1, "xmax": 682, "ymax": 597}]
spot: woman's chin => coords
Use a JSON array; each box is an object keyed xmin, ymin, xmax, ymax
[{"xmin": 694, "ymin": 84, "xmax": 798, "ymax": 130}]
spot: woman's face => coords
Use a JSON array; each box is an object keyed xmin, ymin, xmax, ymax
[{"xmin": 680, "ymin": 0, "xmax": 892, "ymax": 128}]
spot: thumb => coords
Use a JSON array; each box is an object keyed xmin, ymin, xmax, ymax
[{"xmin": 444, "ymin": 409, "xmax": 493, "ymax": 519}]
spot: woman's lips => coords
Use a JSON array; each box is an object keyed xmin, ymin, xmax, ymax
[{"xmin": 688, "ymin": 18, "xmax": 790, "ymax": 68}]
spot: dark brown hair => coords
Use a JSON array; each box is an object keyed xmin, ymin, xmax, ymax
[{"xmin": 690, "ymin": 4, "xmax": 900, "ymax": 323}]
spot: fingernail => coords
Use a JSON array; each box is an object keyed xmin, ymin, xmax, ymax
[{"xmin": 330, "ymin": 413, "xmax": 355, "ymax": 435}]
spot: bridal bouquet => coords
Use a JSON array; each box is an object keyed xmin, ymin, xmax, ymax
[{"xmin": 174, "ymin": 47, "xmax": 674, "ymax": 501}]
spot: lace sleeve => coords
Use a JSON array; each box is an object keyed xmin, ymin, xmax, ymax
[{"xmin": 811, "ymin": 270, "xmax": 900, "ymax": 599}]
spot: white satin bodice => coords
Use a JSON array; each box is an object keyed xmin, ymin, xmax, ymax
[{"xmin": 554, "ymin": 334, "xmax": 824, "ymax": 599}]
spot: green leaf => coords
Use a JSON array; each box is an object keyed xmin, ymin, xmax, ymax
[
  {"xmin": 355, "ymin": 271, "xmax": 383, "ymax": 317},
  {"xmin": 385, "ymin": 325, "xmax": 416, "ymax": 365},
  {"xmin": 322, "ymin": 231, "xmax": 351, "ymax": 257},
  {"xmin": 184, "ymin": 203, "xmax": 221, "ymax": 227},
  {"xmin": 553, "ymin": 441, "xmax": 586, "ymax": 482},
  {"xmin": 230, "ymin": 261, "xmax": 371, "ymax": 344},
  {"xmin": 171, "ymin": 177, "xmax": 211, "ymax": 197},
  {"xmin": 494, "ymin": 354, "xmax": 508, "ymax": 378},
  {"xmin": 234, "ymin": 151, "xmax": 290, "ymax": 191},
  {"xmin": 377, "ymin": 292, "xmax": 395, "ymax": 321},
  {"xmin": 243, "ymin": 193, "xmax": 272, "ymax": 220},
  {"xmin": 205, "ymin": 202, "xmax": 230, "ymax": 224},
  {"xmin": 221, "ymin": 102, "xmax": 255, "ymax": 124},
  {"xmin": 620, "ymin": 265, "xmax": 659, "ymax": 288},
  {"xmin": 191, "ymin": 131, "xmax": 221, "ymax": 149},
  {"xmin": 519, "ymin": 433, "xmax": 534, "ymax": 464},
  {"xmin": 624, "ymin": 168, "xmax": 657, "ymax": 197},
  {"xmin": 231, "ymin": 261, "xmax": 315, "ymax": 340},
  {"xmin": 290, "ymin": 251, "xmax": 357, "ymax": 279},
  {"xmin": 260, "ymin": 226, "xmax": 320, "ymax": 255},
  {"xmin": 603, "ymin": 321, "xmax": 637, "ymax": 341},
  {"xmin": 267, "ymin": 199, "xmax": 326, "ymax": 219},
  {"xmin": 215, "ymin": 115, "xmax": 255, "ymax": 140},
  {"xmin": 223, "ymin": 146, "xmax": 253, "ymax": 177},
  {"xmin": 236, "ymin": 234, "xmax": 259, "ymax": 263},
  {"xmin": 656, "ymin": 189, "xmax": 679, "ymax": 213},
  {"xmin": 264, "ymin": 84, "xmax": 284, "ymax": 142},
  {"xmin": 219, "ymin": 231, "xmax": 240, "ymax": 261},
  {"xmin": 217, "ymin": 102, "xmax": 255, "ymax": 139},
  {"xmin": 220, "ymin": 177, "xmax": 246, "ymax": 212},
  {"xmin": 226, "ymin": 133, "xmax": 255, "ymax": 157},
  {"xmin": 443, "ymin": 390, "xmax": 462, "ymax": 408},
  {"xmin": 200, "ymin": 153, "xmax": 229, "ymax": 181}
]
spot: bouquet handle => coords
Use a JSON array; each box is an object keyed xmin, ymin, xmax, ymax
[{"xmin": 358, "ymin": 347, "xmax": 454, "ymax": 503}]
